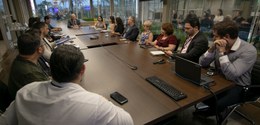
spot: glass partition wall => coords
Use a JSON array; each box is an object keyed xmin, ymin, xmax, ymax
[{"xmin": 28, "ymin": 0, "xmax": 260, "ymax": 52}]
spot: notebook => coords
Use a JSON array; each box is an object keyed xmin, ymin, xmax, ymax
[
  {"xmin": 150, "ymin": 51, "xmax": 165, "ymax": 56},
  {"xmin": 174, "ymin": 56, "xmax": 214, "ymax": 86}
]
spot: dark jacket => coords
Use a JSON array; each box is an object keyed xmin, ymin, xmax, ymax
[
  {"xmin": 67, "ymin": 19, "xmax": 81, "ymax": 28},
  {"xmin": 176, "ymin": 31, "xmax": 208, "ymax": 63},
  {"xmin": 8, "ymin": 56, "xmax": 49, "ymax": 100},
  {"xmin": 123, "ymin": 24, "xmax": 139, "ymax": 41}
]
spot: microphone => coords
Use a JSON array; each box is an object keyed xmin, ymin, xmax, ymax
[
  {"xmin": 153, "ymin": 59, "xmax": 166, "ymax": 64},
  {"xmin": 127, "ymin": 64, "xmax": 138, "ymax": 70},
  {"xmin": 98, "ymin": 37, "xmax": 138, "ymax": 70}
]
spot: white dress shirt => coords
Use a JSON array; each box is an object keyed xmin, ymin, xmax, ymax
[
  {"xmin": 0, "ymin": 81, "xmax": 133, "ymax": 125},
  {"xmin": 180, "ymin": 31, "xmax": 199, "ymax": 53},
  {"xmin": 213, "ymin": 15, "xmax": 224, "ymax": 24},
  {"xmin": 42, "ymin": 38, "xmax": 56, "ymax": 60}
]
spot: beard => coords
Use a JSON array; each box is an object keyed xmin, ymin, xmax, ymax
[{"xmin": 78, "ymin": 73, "xmax": 87, "ymax": 86}]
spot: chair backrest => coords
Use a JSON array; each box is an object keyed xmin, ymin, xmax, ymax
[
  {"xmin": 251, "ymin": 58, "xmax": 260, "ymax": 85},
  {"xmin": 0, "ymin": 81, "xmax": 12, "ymax": 112},
  {"xmin": 238, "ymin": 31, "xmax": 249, "ymax": 41},
  {"xmin": 174, "ymin": 39, "xmax": 181, "ymax": 51},
  {"xmin": 246, "ymin": 58, "xmax": 260, "ymax": 100},
  {"xmin": 152, "ymin": 34, "xmax": 159, "ymax": 41},
  {"xmin": 135, "ymin": 30, "xmax": 140, "ymax": 41}
]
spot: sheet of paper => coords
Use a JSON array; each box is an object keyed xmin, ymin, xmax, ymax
[{"xmin": 150, "ymin": 51, "xmax": 165, "ymax": 55}]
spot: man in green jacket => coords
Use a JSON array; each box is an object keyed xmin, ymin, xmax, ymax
[{"xmin": 8, "ymin": 32, "xmax": 49, "ymax": 100}]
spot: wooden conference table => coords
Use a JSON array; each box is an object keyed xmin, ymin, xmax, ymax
[{"xmin": 57, "ymin": 25, "xmax": 234, "ymax": 125}]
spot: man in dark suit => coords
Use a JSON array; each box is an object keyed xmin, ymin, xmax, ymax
[
  {"xmin": 165, "ymin": 17, "xmax": 208, "ymax": 63},
  {"xmin": 123, "ymin": 16, "xmax": 139, "ymax": 41},
  {"xmin": 67, "ymin": 13, "xmax": 81, "ymax": 28}
]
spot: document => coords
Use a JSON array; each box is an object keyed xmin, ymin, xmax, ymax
[
  {"xmin": 100, "ymin": 30, "xmax": 108, "ymax": 33},
  {"xmin": 119, "ymin": 38, "xmax": 127, "ymax": 41},
  {"xmin": 150, "ymin": 51, "xmax": 165, "ymax": 55}
]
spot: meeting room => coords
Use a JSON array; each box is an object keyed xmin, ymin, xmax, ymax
[{"xmin": 0, "ymin": 0, "xmax": 259, "ymax": 125}]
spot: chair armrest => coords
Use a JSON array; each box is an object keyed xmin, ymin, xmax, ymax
[
  {"xmin": 242, "ymin": 85, "xmax": 260, "ymax": 101},
  {"xmin": 244, "ymin": 85, "xmax": 260, "ymax": 90}
]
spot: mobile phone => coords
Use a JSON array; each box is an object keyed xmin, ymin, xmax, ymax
[{"xmin": 110, "ymin": 92, "xmax": 128, "ymax": 105}]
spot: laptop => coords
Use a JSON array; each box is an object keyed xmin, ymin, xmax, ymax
[{"xmin": 174, "ymin": 56, "xmax": 214, "ymax": 86}]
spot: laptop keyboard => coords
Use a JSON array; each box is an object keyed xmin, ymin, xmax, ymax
[{"xmin": 146, "ymin": 76, "xmax": 187, "ymax": 101}]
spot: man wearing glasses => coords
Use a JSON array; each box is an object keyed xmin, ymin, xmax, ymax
[{"xmin": 123, "ymin": 16, "xmax": 139, "ymax": 41}]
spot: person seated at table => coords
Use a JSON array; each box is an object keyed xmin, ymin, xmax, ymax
[
  {"xmin": 213, "ymin": 9, "xmax": 224, "ymax": 24},
  {"xmin": 195, "ymin": 20, "xmax": 257, "ymax": 123},
  {"xmin": 44, "ymin": 15, "xmax": 62, "ymax": 41},
  {"xmin": 67, "ymin": 13, "xmax": 81, "ymax": 28},
  {"xmin": 107, "ymin": 16, "xmax": 115, "ymax": 32},
  {"xmin": 44, "ymin": 15, "xmax": 62, "ymax": 32},
  {"xmin": 151, "ymin": 23, "xmax": 177, "ymax": 51},
  {"xmin": 123, "ymin": 16, "xmax": 139, "ymax": 41},
  {"xmin": 94, "ymin": 16, "xmax": 106, "ymax": 30},
  {"xmin": 111, "ymin": 17, "xmax": 124, "ymax": 35},
  {"xmin": 8, "ymin": 32, "xmax": 49, "ymax": 101},
  {"xmin": 0, "ymin": 45, "xmax": 134, "ymax": 125},
  {"xmin": 139, "ymin": 20, "xmax": 153, "ymax": 45},
  {"xmin": 32, "ymin": 22, "xmax": 56, "ymax": 56},
  {"xmin": 28, "ymin": 17, "xmax": 40, "ymax": 28},
  {"xmin": 165, "ymin": 17, "xmax": 208, "ymax": 63}
]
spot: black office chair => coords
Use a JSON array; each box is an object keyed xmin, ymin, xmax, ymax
[
  {"xmin": 0, "ymin": 80, "xmax": 12, "ymax": 113},
  {"xmin": 221, "ymin": 59, "xmax": 260, "ymax": 125},
  {"xmin": 152, "ymin": 34, "xmax": 159, "ymax": 42},
  {"xmin": 238, "ymin": 31, "xmax": 249, "ymax": 41},
  {"xmin": 174, "ymin": 38, "xmax": 181, "ymax": 52}
]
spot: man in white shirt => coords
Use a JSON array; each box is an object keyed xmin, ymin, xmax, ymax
[{"xmin": 0, "ymin": 45, "xmax": 134, "ymax": 125}]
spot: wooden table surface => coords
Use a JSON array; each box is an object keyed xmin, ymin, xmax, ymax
[{"xmin": 55, "ymin": 24, "xmax": 234, "ymax": 125}]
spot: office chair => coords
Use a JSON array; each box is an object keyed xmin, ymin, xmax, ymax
[
  {"xmin": 174, "ymin": 39, "xmax": 181, "ymax": 52},
  {"xmin": 152, "ymin": 34, "xmax": 159, "ymax": 41},
  {"xmin": 0, "ymin": 80, "xmax": 12, "ymax": 113},
  {"xmin": 221, "ymin": 59, "xmax": 260, "ymax": 125},
  {"xmin": 238, "ymin": 31, "xmax": 249, "ymax": 41}
]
